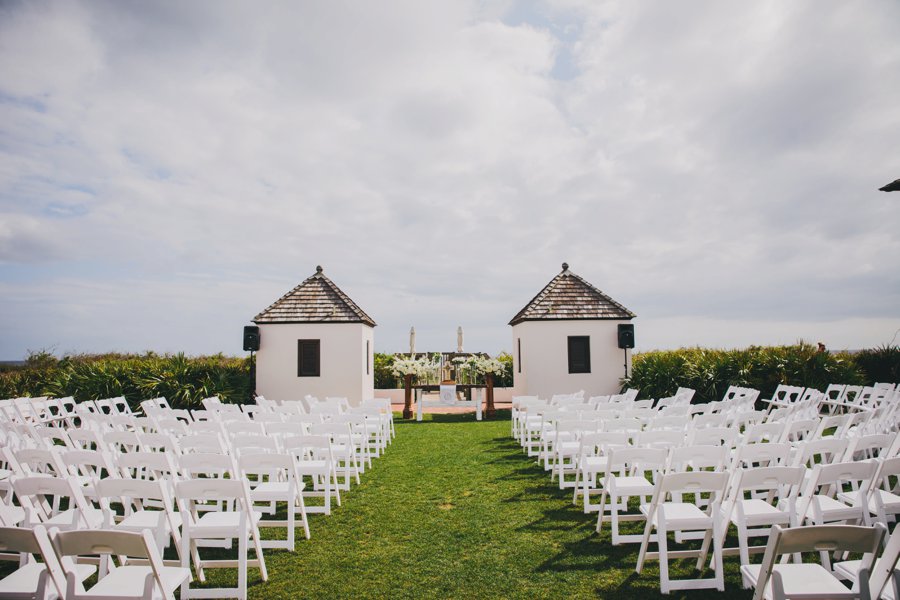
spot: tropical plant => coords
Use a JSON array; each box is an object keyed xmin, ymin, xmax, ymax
[
  {"xmin": 853, "ymin": 345, "xmax": 900, "ymax": 384},
  {"xmin": 624, "ymin": 342, "xmax": 867, "ymax": 403}
]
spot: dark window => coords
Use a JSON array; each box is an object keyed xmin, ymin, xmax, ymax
[
  {"xmin": 298, "ymin": 339, "xmax": 320, "ymax": 377},
  {"xmin": 517, "ymin": 338, "xmax": 522, "ymax": 373},
  {"xmin": 568, "ymin": 336, "xmax": 591, "ymax": 374}
]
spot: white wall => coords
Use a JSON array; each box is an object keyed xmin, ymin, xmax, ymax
[
  {"xmin": 256, "ymin": 322, "xmax": 374, "ymax": 405},
  {"xmin": 511, "ymin": 320, "xmax": 632, "ymax": 399}
]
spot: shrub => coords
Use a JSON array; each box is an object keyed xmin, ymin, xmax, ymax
[
  {"xmin": 0, "ymin": 351, "xmax": 253, "ymax": 410},
  {"xmin": 374, "ymin": 353, "xmax": 399, "ymax": 389},
  {"xmin": 853, "ymin": 345, "xmax": 900, "ymax": 384},
  {"xmin": 624, "ymin": 343, "xmax": 867, "ymax": 403}
]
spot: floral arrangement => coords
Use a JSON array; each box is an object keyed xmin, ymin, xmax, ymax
[
  {"xmin": 391, "ymin": 356, "xmax": 433, "ymax": 378},
  {"xmin": 466, "ymin": 355, "xmax": 507, "ymax": 377}
]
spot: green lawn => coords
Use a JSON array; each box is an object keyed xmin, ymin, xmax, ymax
[{"xmin": 226, "ymin": 412, "xmax": 754, "ymax": 599}]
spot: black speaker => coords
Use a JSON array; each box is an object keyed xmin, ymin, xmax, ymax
[
  {"xmin": 617, "ymin": 323, "xmax": 635, "ymax": 349},
  {"xmin": 243, "ymin": 326, "xmax": 260, "ymax": 352}
]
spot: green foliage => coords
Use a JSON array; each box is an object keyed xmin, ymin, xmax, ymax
[
  {"xmin": 853, "ymin": 345, "xmax": 900, "ymax": 384},
  {"xmin": 495, "ymin": 351, "xmax": 514, "ymax": 387},
  {"xmin": 625, "ymin": 343, "xmax": 867, "ymax": 403},
  {"xmin": 373, "ymin": 353, "xmax": 399, "ymax": 389},
  {"xmin": 0, "ymin": 351, "xmax": 253, "ymax": 410}
]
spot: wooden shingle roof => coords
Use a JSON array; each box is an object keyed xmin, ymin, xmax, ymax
[
  {"xmin": 509, "ymin": 263, "xmax": 635, "ymax": 325},
  {"xmin": 253, "ymin": 266, "xmax": 376, "ymax": 327}
]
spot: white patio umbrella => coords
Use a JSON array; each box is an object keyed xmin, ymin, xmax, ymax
[{"xmin": 409, "ymin": 327, "xmax": 416, "ymax": 356}]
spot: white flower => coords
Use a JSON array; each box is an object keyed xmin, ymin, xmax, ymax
[{"xmin": 469, "ymin": 356, "xmax": 507, "ymax": 376}]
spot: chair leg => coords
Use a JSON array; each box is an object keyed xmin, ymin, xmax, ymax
[
  {"xmin": 238, "ymin": 528, "xmax": 248, "ymax": 600},
  {"xmin": 658, "ymin": 525, "xmax": 670, "ymax": 594},
  {"xmin": 297, "ymin": 492, "xmax": 310, "ymax": 540},
  {"xmin": 610, "ymin": 494, "xmax": 621, "ymax": 545},
  {"xmin": 596, "ymin": 490, "xmax": 608, "ymax": 533},
  {"xmin": 737, "ymin": 521, "xmax": 750, "ymax": 566},
  {"xmin": 713, "ymin": 524, "xmax": 725, "ymax": 592},
  {"xmin": 636, "ymin": 519, "xmax": 653, "ymax": 573}
]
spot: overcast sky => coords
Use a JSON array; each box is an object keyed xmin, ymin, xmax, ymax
[{"xmin": 1, "ymin": 0, "xmax": 899, "ymax": 360}]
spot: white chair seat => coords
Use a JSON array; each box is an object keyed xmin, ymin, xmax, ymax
[
  {"xmin": 643, "ymin": 502, "xmax": 714, "ymax": 528},
  {"xmin": 741, "ymin": 563, "xmax": 854, "ymax": 599},
  {"xmin": 582, "ymin": 456, "xmax": 608, "ymax": 469},
  {"xmin": 0, "ymin": 562, "xmax": 94, "ymax": 595},
  {"xmin": 45, "ymin": 507, "xmax": 104, "ymax": 529},
  {"xmin": 833, "ymin": 559, "xmax": 897, "ymax": 600},
  {"xmin": 191, "ymin": 510, "xmax": 263, "ymax": 536},
  {"xmin": 87, "ymin": 564, "xmax": 191, "ymax": 597},
  {"xmin": 119, "ymin": 510, "xmax": 182, "ymax": 531},
  {"xmin": 810, "ymin": 494, "xmax": 862, "ymax": 519},
  {"xmin": 296, "ymin": 460, "xmax": 330, "ymax": 474},
  {"xmin": 0, "ymin": 504, "xmax": 25, "ymax": 525},
  {"xmin": 839, "ymin": 489, "xmax": 900, "ymax": 515},
  {"xmin": 252, "ymin": 481, "xmax": 304, "ymax": 498},
  {"xmin": 611, "ymin": 476, "xmax": 654, "ymax": 495},
  {"xmin": 733, "ymin": 499, "xmax": 791, "ymax": 523}
]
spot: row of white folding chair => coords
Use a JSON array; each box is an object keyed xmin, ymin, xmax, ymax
[
  {"xmin": 573, "ymin": 429, "xmax": 899, "ymax": 516},
  {"xmin": 15, "ymin": 455, "xmax": 273, "ymax": 600},
  {"xmin": 825, "ymin": 385, "xmax": 898, "ymax": 415},
  {"xmin": 5, "ymin": 468, "xmax": 288, "ymax": 598},
  {"xmin": 0, "ymin": 524, "xmax": 190, "ymax": 600},
  {"xmin": 593, "ymin": 452, "xmax": 895, "ymax": 593},
  {"xmin": 0, "ymin": 396, "xmax": 77, "ymax": 429},
  {"xmin": 542, "ymin": 408, "xmax": 818, "ymax": 478},
  {"xmin": 7, "ymin": 427, "xmax": 343, "ymax": 522}
]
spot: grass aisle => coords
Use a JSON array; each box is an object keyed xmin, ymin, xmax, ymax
[{"xmin": 252, "ymin": 412, "xmax": 752, "ymax": 599}]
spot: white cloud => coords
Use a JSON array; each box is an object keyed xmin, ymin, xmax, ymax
[{"xmin": 1, "ymin": 0, "xmax": 898, "ymax": 359}]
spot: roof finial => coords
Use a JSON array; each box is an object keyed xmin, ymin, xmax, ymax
[
  {"xmin": 561, "ymin": 262, "xmax": 569, "ymax": 271},
  {"xmin": 315, "ymin": 265, "xmax": 323, "ymax": 274}
]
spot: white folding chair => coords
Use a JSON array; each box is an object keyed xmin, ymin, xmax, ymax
[
  {"xmin": 12, "ymin": 475, "xmax": 104, "ymax": 531},
  {"xmin": 96, "ymin": 477, "xmax": 184, "ymax": 563},
  {"xmin": 635, "ymin": 470, "xmax": 729, "ymax": 593},
  {"xmin": 834, "ymin": 524, "xmax": 900, "ymax": 600},
  {"xmin": 281, "ymin": 435, "xmax": 341, "ymax": 515},
  {"xmin": 175, "ymin": 478, "xmax": 268, "ymax": 598},
  {"xmin": 0, "ymin": 524, "xmax": 93, "ymax": 600},
  {"xmin": 237, "ymin": 452, "xmax": 309, "ymax": 548},
  {"xmin": 741, "ymin": 523, "xmax": 885, "ymax": 600},
  {"xmin": 597, "ymin": 447, "xmax": 668, "ymax": 545},
  {"xmin": 308, "ymin": 423, "xmax": 359, "ymax": 489},
  {"xmin": 720, "ymin": 466, "xmax": 806, "ymax": 567},
  {"xmin": 733, "ymin": 442, "xmax": 793, "ymax": 470},
  {"xmin": 796, "ymin": 460, "xmax": 879, "ymax": 569},
  {"xmin": 53, "ymin": 528, "xmax": 190, "ymax": 600},
  {"xmin": 844, "ymin": 456, "xmax": 900, "ymax": 528},
  {"xmin": 571, "ymin": 432, "xmax": 630, "ymax": 513},
  {"xmin": 59, "ymin": 449, "xmax": 117, "ymax": 502}
]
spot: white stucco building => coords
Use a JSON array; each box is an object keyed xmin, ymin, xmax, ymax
[
  {"xmin": 510, "ymin": 263, "xmax": 635, "ymax": 399},
  {"xmin": 253, "ymin": 266, "xmax": 376, "ymax": 405}
]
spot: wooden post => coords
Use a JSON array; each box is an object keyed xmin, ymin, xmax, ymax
[
  {"xmin": 485, "ymin": 373, "xmax": 495, "ymax": 418},
  {"xmin": 403, "ymin": 374, "xmax": 413, "ymax": 419}
]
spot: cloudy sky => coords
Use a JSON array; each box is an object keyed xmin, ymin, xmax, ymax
[{"xmin": 1, "ymin": 0, "xmax": 899, "ymax": 360}]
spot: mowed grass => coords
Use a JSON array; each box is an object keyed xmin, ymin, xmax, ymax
[{"xmin": 209, "ymin": 411, "xmax": 754, "ymax": 599}]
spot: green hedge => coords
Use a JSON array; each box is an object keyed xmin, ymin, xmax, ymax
[
  {"xmin": 622, "ymin": 343, "xmax": 889, "ymax": 403},
  {"xmin": 5, "ymin": 344, "xmax": 894, "ymax": 410},
  {"xmin": 0, "ymin": 351, "xmax": 252, "ymax": 410}
]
